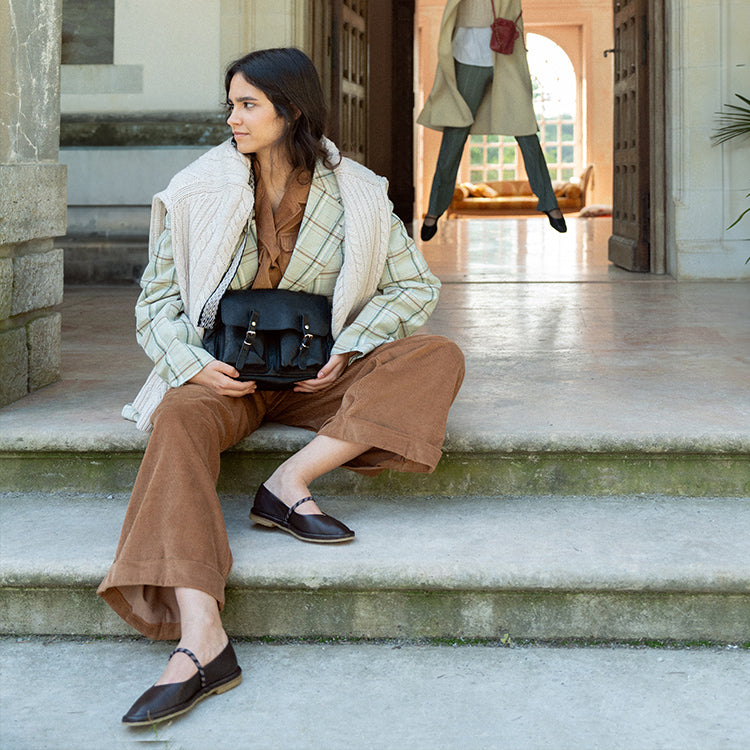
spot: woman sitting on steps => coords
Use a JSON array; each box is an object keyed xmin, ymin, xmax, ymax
[{"xmin": 98, "ymin": 47, "xmax": 465, "ymax": 727}]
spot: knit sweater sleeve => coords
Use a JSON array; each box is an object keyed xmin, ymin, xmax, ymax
[
  {"xmin": 135, "ymin": 214, "xmax": 215, "ymax": 387},
  {"xmin": 332, "ymin": 208, "xmax": 440, "ymax": 359}
]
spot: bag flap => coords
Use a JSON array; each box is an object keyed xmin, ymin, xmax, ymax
[{"xmin": 218, "ymin": 289, "xmax": 331, "ymax": 335}]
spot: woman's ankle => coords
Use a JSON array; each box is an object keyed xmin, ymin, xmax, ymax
[{"xmin": 263, "ymin": 468, "xmax": 321, "ymax": 515}]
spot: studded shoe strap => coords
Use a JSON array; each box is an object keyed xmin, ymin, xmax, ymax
[
  {"xmin": 285, "ymin": 497, "xmax": 316, "ymax": 522},
  {"xmin": 170, "ymin": 647, "xmax": 207, "ymax": 689}
]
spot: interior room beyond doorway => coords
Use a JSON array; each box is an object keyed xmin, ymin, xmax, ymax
[{"xmin": 415, "ymin": 0, "xmax": 615, "ymax": 277}]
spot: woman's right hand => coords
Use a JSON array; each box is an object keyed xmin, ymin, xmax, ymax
[{"xmin": 188, "ymin": 360, "xmax": 256, "ymax": 397}]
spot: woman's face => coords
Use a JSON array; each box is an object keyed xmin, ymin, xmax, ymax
[{"xmin": 226, "ymin": 73, "xmax": 288, "ymax": 159}]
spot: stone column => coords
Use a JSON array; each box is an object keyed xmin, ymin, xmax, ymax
[{"xmin": 0, "ymin": 0, "xmax": 67, "ymax": 407}]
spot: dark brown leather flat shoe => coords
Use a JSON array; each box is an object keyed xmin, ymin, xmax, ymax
[
  {"xmin": 250, "ymin": 484, "xmax": 355, "ymax": 543},
  {"xmin": 122, "ymin": 642, "xmax": 241, "ymax": 726}
]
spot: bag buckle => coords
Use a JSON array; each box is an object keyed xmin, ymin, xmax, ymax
[
  {"xmin": 299, "ymin": 317, "xmax": 314, "ymax": 352},
  {"xmin": 243, "ymin": 312, "xmax": 259, "ymax": 347}
]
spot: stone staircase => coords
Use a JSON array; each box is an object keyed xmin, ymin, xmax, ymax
[
  {"xmin": 1, "ymin": 425, "xmax": 748, "ymax": 643},
  {"xmin": 1, "ymin": 284, "xmax": 749, "ymax": 644}
]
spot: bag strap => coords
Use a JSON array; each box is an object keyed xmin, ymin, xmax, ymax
[
  {"xmin": 235, "ymin": 309, "xmax": 259, "ymax": 370},
  {"xmin": 490, "ymin": 3, "xmax": 522, "ymax": 27},
  {"xmin": 198, "ymin": 217, "xmax": 251, "ymax": 329}
]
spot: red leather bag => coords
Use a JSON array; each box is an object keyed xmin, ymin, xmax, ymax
[{"xmin": 490, "ymin": 2, "xmax": 522, "ymax": 55}]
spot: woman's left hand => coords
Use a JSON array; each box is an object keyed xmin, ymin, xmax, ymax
[{"xmin": 293, "ymin": 353, "xmax": 351, "ymax": 393}]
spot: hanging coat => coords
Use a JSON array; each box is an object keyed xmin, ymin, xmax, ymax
[{"xmin": 417, "ymin": 0, "xmax": 538, "ymax": 136}]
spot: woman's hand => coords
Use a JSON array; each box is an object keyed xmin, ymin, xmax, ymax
[
  {"xmin": 188, "ymin": 360, "xmax": 256, "ymax": 397},
  {"xmin": 293, "ymin": 353, "xmax": 352, "ymax": 393}
]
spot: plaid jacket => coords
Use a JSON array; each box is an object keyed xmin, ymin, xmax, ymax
[{"xmin": 135, "ymin": 160, "xmax": 440, "ymax": 389}]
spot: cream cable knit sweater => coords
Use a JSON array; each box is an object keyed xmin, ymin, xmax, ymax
[{"xmin": 127, "ymin": 138, "xmax": 392, "ymax": 431}]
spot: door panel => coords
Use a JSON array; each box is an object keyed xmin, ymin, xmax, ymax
[
  {"xmin": 609, "ymin": 0, "xmax": 650, "ymax": 272},
  {"xmin": 330, "ymin": 0, "xmax": 368, "ymax": 163}
]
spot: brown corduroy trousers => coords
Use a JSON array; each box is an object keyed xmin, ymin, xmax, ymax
[{"xmin": 98, "ymin": 335, "xmax": 464, "ymax": 640}]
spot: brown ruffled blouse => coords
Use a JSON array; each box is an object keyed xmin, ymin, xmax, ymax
[{"xmin": 251, "ymin": 164, "xmax": 312, "ymax": 289}]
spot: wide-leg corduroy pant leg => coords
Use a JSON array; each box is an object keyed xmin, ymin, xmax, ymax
[
  {"xmin": 98, "ymin": 335, "xmax": 464, "ymax": 640},
  {"xmin": 98, "ymin": 385, "xmax": 268, "ymax": 640}
]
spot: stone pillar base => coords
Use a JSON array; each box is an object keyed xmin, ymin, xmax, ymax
[
  {"xmin": 0, "ymin": 242, "xmax": 64, "ymax": 407},
  {"xmin": 1, "ymin": 0, "xmax": 66, "ymax": 408}
]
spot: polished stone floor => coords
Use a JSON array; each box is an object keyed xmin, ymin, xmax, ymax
[
  {"xmin": 421, "ymin": 215, "xmax": 639, "ymax": 283},
  {"xmin": 0, "ymin": 216, "xmax": 748, "ymax": 453}
]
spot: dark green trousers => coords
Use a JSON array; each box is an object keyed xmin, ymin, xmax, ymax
[{"xmin": 427, "ymin": 60, "xmax": 559, "ymax": 217}]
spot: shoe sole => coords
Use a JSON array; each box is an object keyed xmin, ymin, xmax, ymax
[
  {"xmin": 249, "ymin": 511, "xmax": 354, "ymax": 544},
  {"xmin": 122, "ymin": 672, "xmax": 242, "ymax": 727}
]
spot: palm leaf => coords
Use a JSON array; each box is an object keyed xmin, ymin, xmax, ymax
[
  {"xmin": 712, "ymin": 94, "xmax": 750, "ymax": 145},
  {"xmin": 727, "ymin": 197, "xmax": 750, "ymax": 230}
]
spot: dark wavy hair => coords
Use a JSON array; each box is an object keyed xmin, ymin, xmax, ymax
[{"xmin": 224, "ymin": 47, "xmax": 337, "ymax": 172}]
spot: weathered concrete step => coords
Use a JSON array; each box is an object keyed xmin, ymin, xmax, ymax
[
  {"xmin": 3, "ymin": 637, "xmax": 749, "ymax": 750},
  {"xmin": 1, "ymin": 422, "xmax": 748, "ymax": 496},
  {"xmin": 2, "ymin": 491, "xmax": 749, "ymax": 641}
]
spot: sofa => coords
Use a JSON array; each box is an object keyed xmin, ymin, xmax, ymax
[{"xmin": 446, "ymin": 164, "xmax": 594, "ymax": 218}]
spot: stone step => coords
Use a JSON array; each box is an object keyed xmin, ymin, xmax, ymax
[
  {"xmin": 3, "ymin": 636, "xmax": 749, "ymax": 749},
  {"xmin": 2, "ymin": 491, "xmax": 748, "ymax": 642},
  {"xmin": 1, "ymin": 420, "xmax": 748, "ymax": 496}
]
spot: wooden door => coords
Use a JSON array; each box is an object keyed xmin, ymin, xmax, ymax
[
  {"xmin": 309, "ymin": 0, "xmax": 333, "ymax": 113},
  {"xmin": 609, "ymin": 0, "xmax": 650, "ymax": 272},
  {"xmin": 388, "ymin": 0, "xmax": 416, "ymax": 223},
  {"xmin": 330, "ymin": 0, "xmax": 368, "ymax": 163}
]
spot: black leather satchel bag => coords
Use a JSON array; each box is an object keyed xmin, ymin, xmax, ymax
[{"xmin": 202, "ymin": 288, "xmax": 334, "ymax": 389}]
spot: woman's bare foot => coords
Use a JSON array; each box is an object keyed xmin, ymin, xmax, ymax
[
  {"xmin": 154, "ymin": 588, "xmax": 229, "ymax": 685},
  {"xmin": 155, "ymin": 632, "xmax": 228, "ymax": 685},
  {"xmin": 263, "ymin": 465, "xmax": 323, "ymax": 516},
  {"xmin": 261, "ymin": 435, "xmax": 370, "ymax": 517}
]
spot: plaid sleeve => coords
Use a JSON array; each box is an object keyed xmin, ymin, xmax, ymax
[
  {"xmin": 332, "ymin": 210, "xmax": 440, "ymax": 359},
  {"xmin": 135, "ymin": 216, "xmax": 215, "ymax": 387}
]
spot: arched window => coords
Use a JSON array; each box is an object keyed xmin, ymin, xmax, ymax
[
  {"xmin": 527, "ymin": 33, "xmax": 577, "ymax": 181},
  {"xmin": 464, "ymin": 34, "xmax": 578, "ymax": 184}
]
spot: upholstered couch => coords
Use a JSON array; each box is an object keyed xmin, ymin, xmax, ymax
[{"xmin": 446, "ymin": 164, "xmax": 594, "ymax": 218}]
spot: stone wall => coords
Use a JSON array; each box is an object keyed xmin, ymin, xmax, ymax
[
  {"xmin": 667, "ymin": 0, "xmax": 750, "ymax": 279},
  {"xmin": 0, "ymin": 0, "xmax": 67, "ymax": 407}
]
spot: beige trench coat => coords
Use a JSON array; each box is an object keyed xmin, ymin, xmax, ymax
[{"xmin": 417, "ymin": 0, "xmax": 538, "ymax": 136}]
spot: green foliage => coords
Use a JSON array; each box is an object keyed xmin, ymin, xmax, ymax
[
  {"xmin": 711, "ymin": 93, "xmax": 750, "ymax": 145},
  {"xmin": 712, "ymin": 94, "xmax": 750, "ymax": 241}
]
